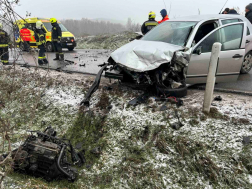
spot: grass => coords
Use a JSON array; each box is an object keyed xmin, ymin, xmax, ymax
[
  {"xmin": 65, "ymin": 111, "xmax": 107, "ymax": 166},
  {"xmin": 2, "ymin": 68, "xmax": 252, "ymax": 188},
  {"xmin": 77, "ymin": 31, "xmax": 139, "ymax": 50}
]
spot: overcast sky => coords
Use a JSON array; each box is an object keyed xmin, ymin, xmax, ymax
[{"xmin": 14, "ymin": 0, "xmax": 252, "ymax": 24}]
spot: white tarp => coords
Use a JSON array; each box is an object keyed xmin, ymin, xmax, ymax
[{"xmin": 111, "ymin": 40, "xmax": 184, "ymax": 72}]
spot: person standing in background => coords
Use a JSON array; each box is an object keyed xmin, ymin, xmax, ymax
[
  {"xmin": 246, "ymin": 4, "xmax": 252, "ymax": 24},
  {"xmin": 141, "ymin": 11, "xmax": 158, "ymax": 35},
  {"xmin": 158, "ymin": 9, "xmax": 169, "ymax": 24},
  {"xmin": 50, "ymin": 18, "xmax": 64, "ymax": 61}
]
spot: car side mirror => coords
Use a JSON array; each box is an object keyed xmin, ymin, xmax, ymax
[{"xmin": 194, "ymin": 46, "xmax": 202, "ymax": 55}]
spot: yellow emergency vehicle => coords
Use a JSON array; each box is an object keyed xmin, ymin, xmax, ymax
[{"xmin": 15, "ymin": 17, "xmax": 76, "ymax": 51}]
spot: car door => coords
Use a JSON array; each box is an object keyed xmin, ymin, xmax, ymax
[
  {"xmin": 220, "ymin": 18, "xmax": 252, "ymax": 54},
  {"xmin": 186, "ymin": 22, "xmax": 247, "ymax": 84}
]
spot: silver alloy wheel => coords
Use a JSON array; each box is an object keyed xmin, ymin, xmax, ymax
[{"xmin": 241, "ymin": 53, "xmax": 252, "ymax": 74}]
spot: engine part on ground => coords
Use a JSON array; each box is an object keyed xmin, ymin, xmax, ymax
[
  {"xmin": 155, "ymin": 97, "xmax": 183, "ymax": 108},
  {"xmin": 128, "ymin": 93, "xmax": 150, "ymax": 106},
  {"xmin": 214, "ymin": 96, "xmax": 222, "ymax": 101},
  {"xmin": 243, "ymin": 136, "xmax": 251, "ymax": 145},
  {"xmin": 171, "ymin": 110, "xmax": 184, "ymax": 130},
  {"xmin": 80, "ymin": 64, "xmax": 108, "ymax": 107},
  {"xmin": 171, "ymin": 122, "xmax": 184, "ymax": 130},
  {"xmin": 159, "ymin": 105, "xmax": 168, "ymax": 111},
  {"xmin": 11, "ymin": 127, "xmax": 85, "ymax": 182},
  {"xmin": 20, "ymin": 63, "xmax": 31, "ymax": 69},
  {"xmin": 64, "ymin": 60, "xmax": 75, "ymax": 65}
]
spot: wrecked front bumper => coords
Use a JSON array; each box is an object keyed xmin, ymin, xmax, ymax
[{"xmin": 81, "ymin": 41, "xmax": 192, "ymax": 106}]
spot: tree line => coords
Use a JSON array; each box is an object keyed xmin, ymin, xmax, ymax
[{"xmin": 61, "ymin": 18, "xmax": 141, "ymax": 37}]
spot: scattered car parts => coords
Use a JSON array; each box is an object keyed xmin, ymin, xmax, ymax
[{"xmin": 10, "ymin": 127, "xmax": 85, "ymax": 182}]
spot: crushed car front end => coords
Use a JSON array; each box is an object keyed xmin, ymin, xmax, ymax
[{"xmin": 82, "ymin": 21, "xmax": 197, "ymax": 106}]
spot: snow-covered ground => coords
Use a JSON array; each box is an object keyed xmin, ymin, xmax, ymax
[{"xmin": 1, "ymin": 65, "xmax": 252, "ymax": 188}]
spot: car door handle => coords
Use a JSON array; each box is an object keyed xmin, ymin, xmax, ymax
[
  {"xmin": 246, "ymin": 40, "xmax": 250, "ymax": 43},
  {"xmin": 232, "ymin": 54, "xmax": 243, "ymax": 58}
]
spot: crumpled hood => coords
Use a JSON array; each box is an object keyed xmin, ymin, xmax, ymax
[{"xmin": 111, "ymin": 40, "xmax": 184, "ymax": 72}]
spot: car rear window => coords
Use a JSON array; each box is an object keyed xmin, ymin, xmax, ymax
[{"xmin": 221, "ymin": 19, "xmax": 241, "ymax": 25}]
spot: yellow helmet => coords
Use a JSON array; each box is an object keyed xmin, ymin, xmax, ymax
[
  {"xmin": 50, "ymin": 18, "xmax": 57, "ymax": 23},
  {"xmin": 149, "ymin": 11, "xmax": 156, "ymax": 19}
]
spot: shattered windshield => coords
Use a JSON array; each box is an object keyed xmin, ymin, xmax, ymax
[
  {"xmin": 141, "ymin": 21, "xmax": 197, "ymax": 46},
  {"xmin": 43, "ymin": 22, "xmax": 68, "ymax": 32}
]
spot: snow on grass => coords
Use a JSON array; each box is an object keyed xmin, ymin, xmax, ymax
[{"xmin": 2, "ymin": 65, "xmax": 252, "ymax": 188}]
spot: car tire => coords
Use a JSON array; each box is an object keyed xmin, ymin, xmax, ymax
[
  {"xmin": 19, "ymin": 42, "xmax": 25, "ymax": 51},
  {"xmin": 156, "ymin": 85, "xmax": 188, "ymax": 98},
  {"xmin": 68, "ymin": 47, "xmax": 74, "ymax": 51},
  {"xmin": 46, "ymin": 42, "xmax": 54, "ymax": 52},
  {"xmin": 241, "ymin": 51, "xmax": 252, "ymax": 74}
]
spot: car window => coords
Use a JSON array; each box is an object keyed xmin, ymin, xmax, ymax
[
  {"xmin": 221, "ymin": 19, "xmax": 240, "ymax": 25},
  {"xmin": 43, "ymin": 22, "xmax": 68, "ymax": 32},
  {"xmin": 141, "ymin": 21, "xmax": 197, "ymax": 46},
  {"xmin": 196, "ymin": 24, "xmax": 243, "ymax": 53},
  {"xmin": 247, "ymin": 27, "xmax": 250, "ymax": 36},
  {"xmin": 194, "ymin": 21, "xmax": 218, "ymax": 44},
  {"xmin": 27, "ymin": 23, "xmax": 36, "ymax": 31}
]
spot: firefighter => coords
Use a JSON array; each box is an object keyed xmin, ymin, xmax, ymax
[
  {"xmin": 35, "ymin": 21, "xmax": 48, "ymax": 65},
  {"xmin": 50, "ymin": 18, "xmax": 64, "ymax": 61},
  {"xmin": 158, "ymin": 9, "xmax": 169, "ymax": 24},
  {"xmin": 20, "ymin": 24, "xmax": 30, "ymax": 51},
  {"xmin": 0, "ymin": 23, "xmax": 10, "ymax": 65},
  {"xmin": 141, "ymin": 11, "xmax": 158, "ymax": 35}
]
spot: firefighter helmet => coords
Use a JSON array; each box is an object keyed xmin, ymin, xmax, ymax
[
  {"xmin": 36, "ymin": 21, "xmax": 43, "ymax": 29},
  {"xmin": 50, "ymin": 18, "xmax": 57, "ymax": 24},
  {"xmin": 149, "ymin": 11, "xmax": 156, "ymax": 19},
  {"xmin": 0, "ymin": 23, "xmax": 3, "ymax": 29}
]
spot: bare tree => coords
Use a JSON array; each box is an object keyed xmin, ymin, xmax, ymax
[
  {"xmin": 126, "ymin": 18, "xmax": 141, "ymax": 32},
  {"xmin": 0, "ymin": 1, "xmax": 53, "ymax": 187}
]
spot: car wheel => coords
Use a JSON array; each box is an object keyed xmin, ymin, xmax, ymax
[
  {"xmin": 241, "ymin": 52, "xmax": 252, "ymax": 74},
  {"xmin": 46, "ymin": 42, "xmax": 54, "ymax": 52},
  {"xmin": 19, "ymin": 42, "xmax": 25, "ymax": 51},
  {"xmin": 68, "ymin": 47, "xmax": 74, "ymax": 51},
  {"xmin": 156, "ymin": 85, "xmax": 188, "ymax": 98}
]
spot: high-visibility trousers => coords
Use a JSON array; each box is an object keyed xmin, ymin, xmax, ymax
[
  {"xmin": 0, "ymin": 46, "xmax": 9, "ymax": 64},
  {"xmin": 38, "ymin": 45, "xmax": 48, "ymax": 64}
]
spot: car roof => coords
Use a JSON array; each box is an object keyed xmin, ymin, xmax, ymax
[{"xmin": 170, "ymin": 14, "xmax": 246, "ymax": 22}]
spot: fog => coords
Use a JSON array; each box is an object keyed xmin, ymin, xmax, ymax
[{"xmin": 14, "ymin": 0, "xmax": 252, "ymax": 24}]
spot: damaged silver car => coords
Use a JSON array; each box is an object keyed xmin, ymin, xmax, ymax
[{"xmin": 82, "ymin": 14, "xmax": 252, "ymax": 105}]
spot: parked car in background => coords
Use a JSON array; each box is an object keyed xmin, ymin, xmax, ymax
[{"xmin": 15, "ymin": 17, "xmax": 77, "ymax": 52}]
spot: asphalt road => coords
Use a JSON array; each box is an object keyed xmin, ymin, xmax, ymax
[
  {"xmin": 191, "ymin": 70, "xmax": 252, "ymax": 95},
  {"xmin": 11, "ymin": 49, "xmax": 112, "ymax": 75},
  {"xmin": 8, "ymin": 48, "xmax": 252, "ymax": 95}
]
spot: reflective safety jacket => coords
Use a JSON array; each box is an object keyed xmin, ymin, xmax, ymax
[
  {"xmin": 158, "ymin": 15, "xmax": 169, "ymax": 24},
  {"xmin": 0, "ymin": 29, "xmax": 10, "ymax": 48},
  {"xmin": 35, "ymin": 29, "xmax": 46, "ymax": 46},
  {"xmin": 141, "ymin": 19, "xmax": 158, "ymax": 35},
  {"xmin": 51, "ymin": 23, "xmax": 62, "ymax": 42}
]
